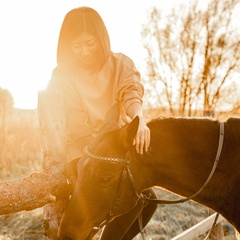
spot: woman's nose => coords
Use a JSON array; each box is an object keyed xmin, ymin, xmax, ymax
[{"xmin": 81, "ymin": 46, "xmax": 90, "ymax": 56}]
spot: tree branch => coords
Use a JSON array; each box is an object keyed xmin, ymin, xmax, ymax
[{"xmin": 0, "ymin": 171, "xmax": 70, "ymax": 215}]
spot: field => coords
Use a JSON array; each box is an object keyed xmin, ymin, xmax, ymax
[
  {"xmin": 0, "ymin": 108, "xmax": 238, "ymax": 240},
  {"xmin": 0, "ymin": 191, "xmax": 237, "ymax": 240}
]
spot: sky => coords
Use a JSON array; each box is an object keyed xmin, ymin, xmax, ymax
[{"xmin": 0, "ymin": 0, "xmax": 176, "ymax": 109}]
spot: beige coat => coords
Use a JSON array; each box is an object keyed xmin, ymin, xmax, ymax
[{"xmin": 48, "ymin": 52, "xmax": 144, "ymax": 163}]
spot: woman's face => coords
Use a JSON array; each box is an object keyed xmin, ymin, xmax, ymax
[{"xmin": 70, "ymin": 32, "xmax": 98, "ymax": 66}]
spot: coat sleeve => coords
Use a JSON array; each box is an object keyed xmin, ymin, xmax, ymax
[{"xmin": 115, "ymin": 54, "xmax": 144, "ymax": 113}]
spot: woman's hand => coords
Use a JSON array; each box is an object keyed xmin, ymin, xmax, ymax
[
  {"xmin": 125, "ymin": 102, "xmax": 150, "ymax": 154},
  {"xmin": 133, "ymin": 116, "xmax": 150, "ymax": 154}
]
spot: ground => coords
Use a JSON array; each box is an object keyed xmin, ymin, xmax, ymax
[{"xmin": 0, "ymin": 189, "xmax": 237, "ymax": 240}]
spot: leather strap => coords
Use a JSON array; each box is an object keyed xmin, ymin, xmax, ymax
[{"xmin": 143, "ymin": 122, "xmax": 225, "ymax": 204}]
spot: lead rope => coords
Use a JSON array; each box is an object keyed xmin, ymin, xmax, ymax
[
  {"xmin": 137, "ymin": 192, "xmax": 152, "ymax": 240},
  {"xmin": 203, "ymin": 122, "xmax": 224, "ymax": 240},
  {"xmin": 204, "ymin": 213, "xmax": 220, "ymax": 240},
  {"xmin": 138, "ymin": 212, "xmax": 146, "ymax": 240},
  {"xmin": 143, "ymin": 122, "xmax": 225, "ymax": 205}
]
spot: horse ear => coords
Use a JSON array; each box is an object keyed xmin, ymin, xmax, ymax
[{"xmin": 125, "ymin": 116, "xmax": 140, "ymax": 145}]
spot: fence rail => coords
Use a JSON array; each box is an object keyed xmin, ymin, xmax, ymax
[{"xmin": 171, "ymin": 213, "xmax": 224, "ymax": 240}]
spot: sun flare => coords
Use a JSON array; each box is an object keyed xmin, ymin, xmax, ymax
[{"xmin": 0, "ymin": 0, "xmax": 174, "ymax": 109}]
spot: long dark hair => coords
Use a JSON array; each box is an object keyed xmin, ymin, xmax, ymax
[{"xmin": 57, "ymin": 7, "xmax": 111, "ymax": 72}]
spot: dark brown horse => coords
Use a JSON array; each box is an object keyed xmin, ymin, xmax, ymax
[{"xmin": 58, "ymin": 116, "xmax": 240, "ymax": 240}]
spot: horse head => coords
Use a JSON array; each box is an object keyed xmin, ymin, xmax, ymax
[{"xmin": 58, "ymin": 116, "xmax": 141, "ymax": 240}]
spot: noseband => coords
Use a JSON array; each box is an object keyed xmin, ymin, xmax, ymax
[{"xmin": 85, "ymin": 146, "xmax": 142, "ymax": 231}]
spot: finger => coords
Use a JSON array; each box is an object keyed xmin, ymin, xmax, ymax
[
  {"xmin": 145, "ymin": 132, "xmax": 151, "ymax": 152},
  {"xmin": 140, "ymin": 137, "xmax": 145, "ymax": 154},
  {"xmin": 145, "ymin": 141, "xmax": 149, "ymax": 152},
  {"xmin": 135, "ymin": 135, "xmax": 143, "ymax": 153},
  {"xmin": 135, "ymin": 142, "xmax": 140, "ymax": 153},
  {"xmin": 134, "ymin": 136, "xmax": 139, "ymax": 153}
]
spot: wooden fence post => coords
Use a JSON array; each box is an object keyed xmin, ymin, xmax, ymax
[{"xmin": 38, "ymin": 89, "xmax": 69, "ymax": 240}]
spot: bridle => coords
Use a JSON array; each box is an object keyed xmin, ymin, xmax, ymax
[
  {"xmin": 85, "ymin": 122, "xmax": 225, "ymax": 239},
  {"xmin": 85, "ymin": 146, "xmax": 142, "ymax": 232}
]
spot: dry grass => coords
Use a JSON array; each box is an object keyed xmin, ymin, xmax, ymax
[{"xmin": 0, "ymin": 209, "xmax": 43, "ymax": 240}]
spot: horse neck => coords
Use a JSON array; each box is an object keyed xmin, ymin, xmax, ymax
[
  {"xmin": 129, "ymin": 146, "xmax": 217, "ymax": 199},
  {"xmin": 129, "ymin": 118, "xmax": 240, "ymax": 234}
]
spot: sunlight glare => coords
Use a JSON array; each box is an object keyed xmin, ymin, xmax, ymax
[{"xmin": 0, "ymin": 0, "xmax": 176, "ymax": 109}]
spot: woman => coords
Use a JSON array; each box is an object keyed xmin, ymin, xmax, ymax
[{"xmin": 48, "ymin": 6, "xmax": 157, "ymax": 239}]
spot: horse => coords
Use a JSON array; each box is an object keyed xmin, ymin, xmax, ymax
[{"xmin": 58, "ymin": 115, "xmax": 240, "ymax": 240}]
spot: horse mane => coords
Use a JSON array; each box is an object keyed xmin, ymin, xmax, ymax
[
  {"xmin": 147, "ymin": 117, "xmax": 219, "ymax": 128},
  {"xmin": 148, "ymin": 115, "xmax": 216, "ymax": 122}
]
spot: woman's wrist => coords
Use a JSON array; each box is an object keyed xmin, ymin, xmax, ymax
[{"xmin": 126, "ymin": 102, "xmax": 143, "ymax": 120}]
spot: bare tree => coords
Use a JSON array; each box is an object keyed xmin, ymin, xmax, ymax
[{"xmin": 141, "ymin": 0, "xmax": 240, "ymax": 117}]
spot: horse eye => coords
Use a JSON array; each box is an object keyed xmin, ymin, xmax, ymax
[{"xmin": 100, "ymin": 176, "xmax": 112, "ymax": 186}]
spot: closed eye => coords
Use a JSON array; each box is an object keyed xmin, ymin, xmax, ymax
[{"xmin": 86, "ymin": 40, "xmax": 95, "ymax": 46}]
